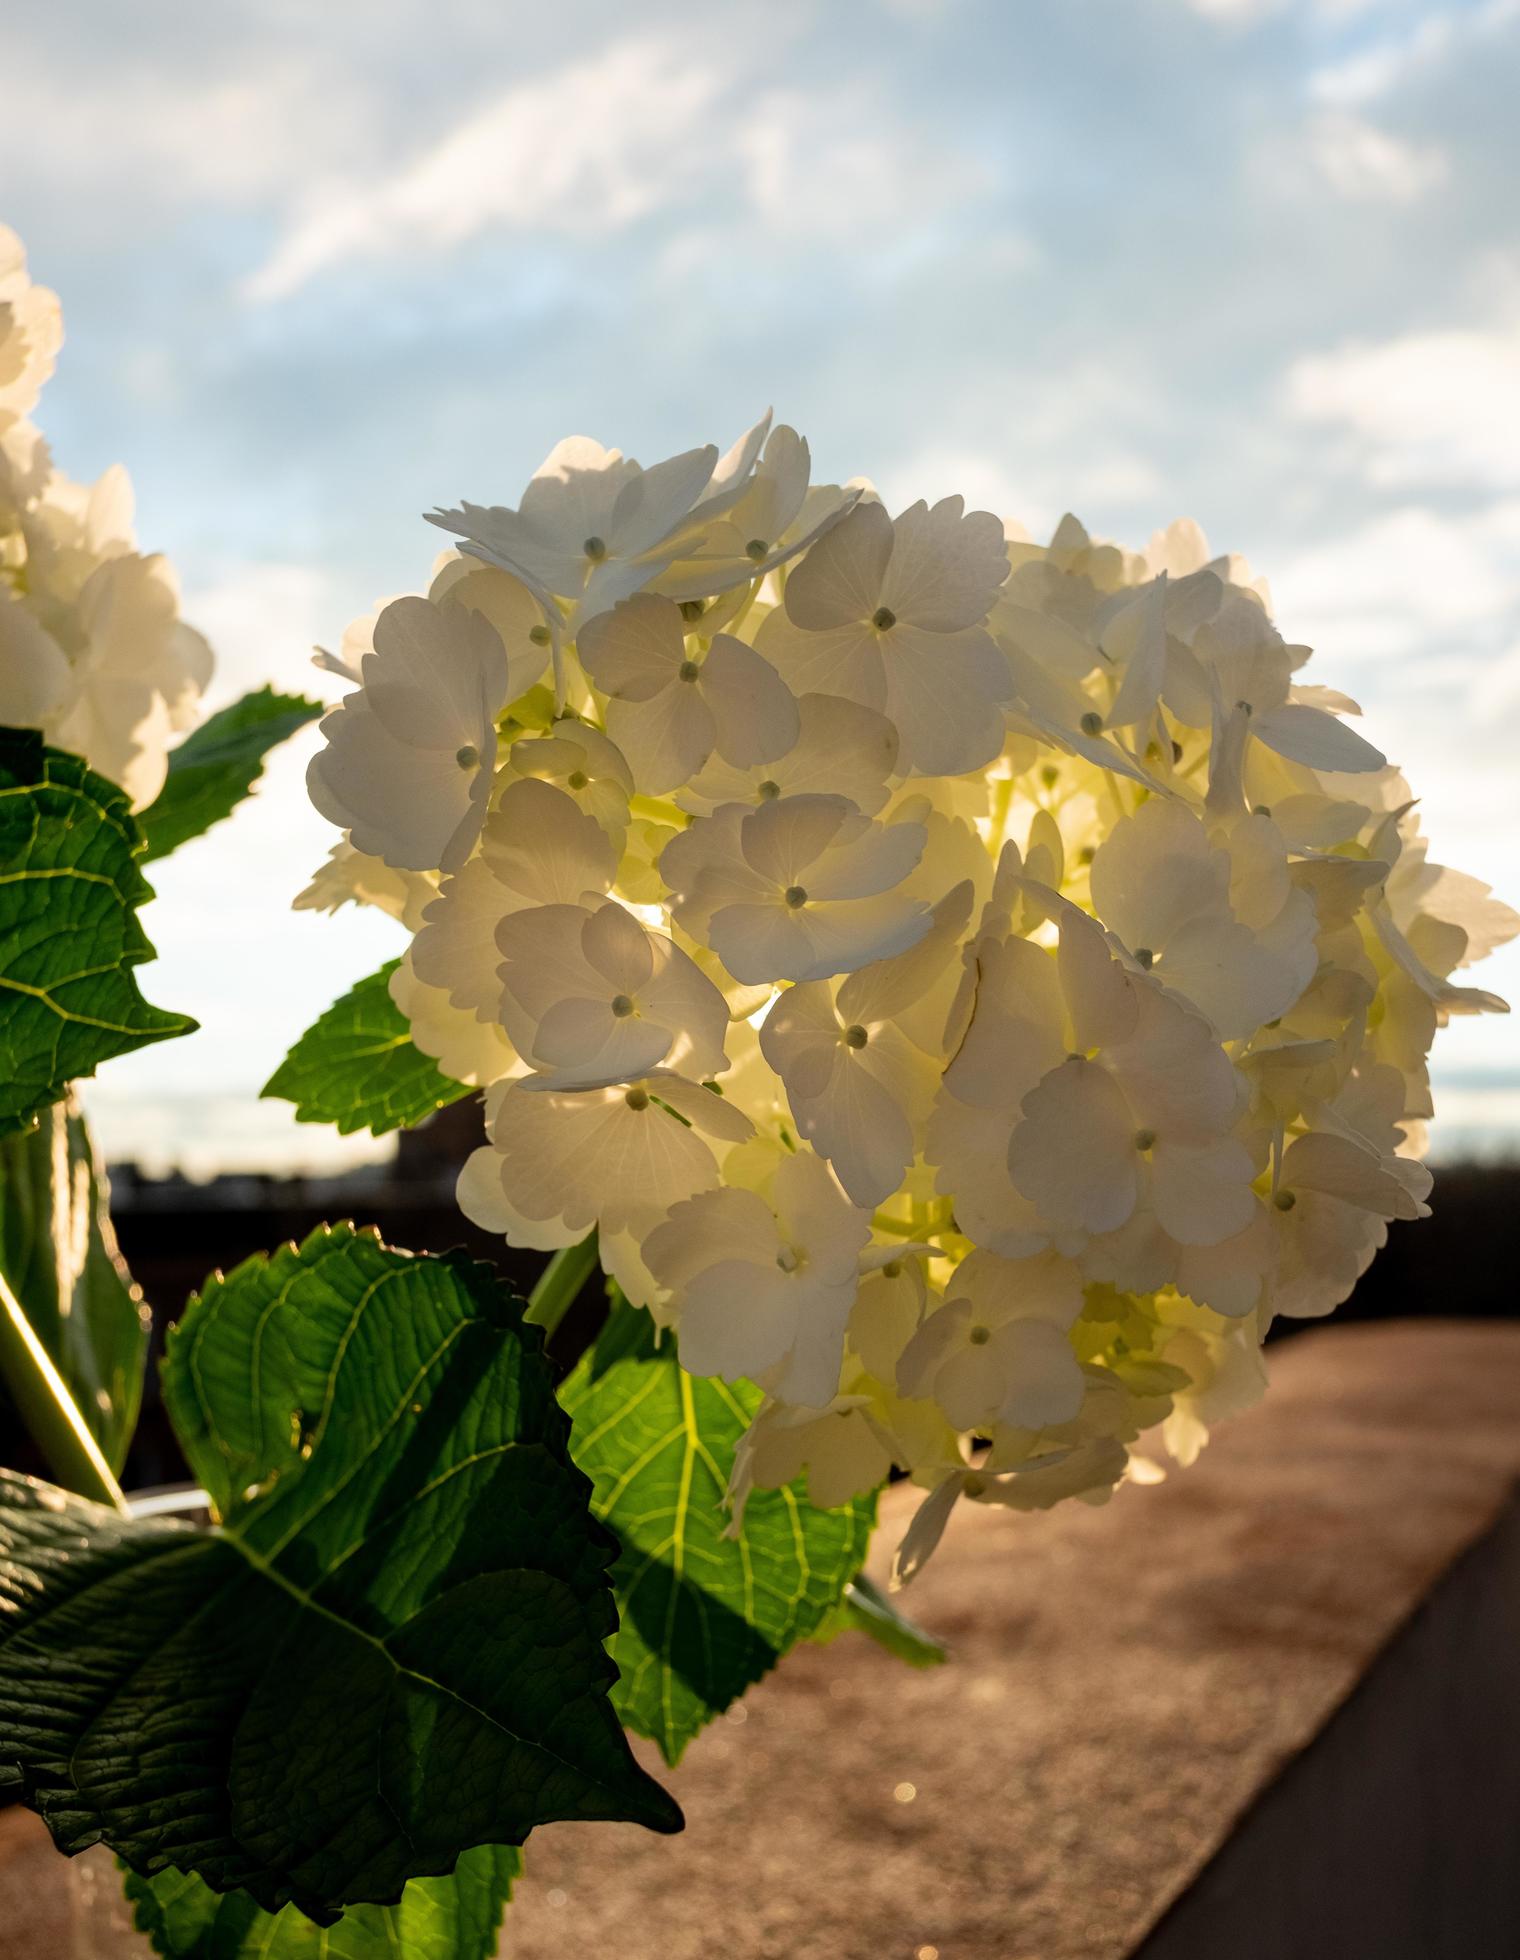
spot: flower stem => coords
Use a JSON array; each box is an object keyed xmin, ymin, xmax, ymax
[
  {"xmin": 523, "ymin": 1230, "xmax": 601, "ymax": 1339},
  {"xmin": 0, "ymin": 1270, "xmax": 128, "ymax": 1512}
]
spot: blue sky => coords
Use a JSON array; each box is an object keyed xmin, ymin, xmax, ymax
[{"xmin": 6, "ymin": 0, "xmax": 1519, "ymax": 1172}]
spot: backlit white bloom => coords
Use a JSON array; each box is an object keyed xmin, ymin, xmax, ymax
[
  {"xmin": 498, "ymin": 895, "xmax": 731, "ymax": 1088},
  {"xmin": 309, "ymin": 591, "xmax": 542, "ymax": 872},
  {"xmin": 758, "ymin": 497, "xmax": 1012, "ymax": 775},
  {"xmin": 461, "ymin": 1069, "xmax": 752, "ymax": 1250},
  {"xmin": 304, "ymin": 418, "xmax": 1515, "ymax": 1580},
  {"xmin": 1089, "ymin": 799, "xmax": 1317, "ymax": 1040},
  {"xmin": 578, "ymin": 594, "xmax": 799, "ymax": 794},
  {"xmin": 661, "ymin": 792, "xmax": 930, "ymax": 983},
  {"xmin": 411, "ymin": 777, "xmax": 618, "ymax": 1018},
  {"xmin": 648, "ymin": 1148, "xmax": 871, "ymax": 1407},
  {"xmin": 678, "ymin": 690, "xmax": 900, "ymax": 818}
]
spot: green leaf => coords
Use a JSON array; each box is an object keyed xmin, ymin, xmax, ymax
[
  {"xmin": 811, "ymin": 1570, "xmax": 948, "ymax": 1669},
  {"xmin": 559, "ymin": 1300, "xmax": 877, "ymax": 1765},
  {"xmin": 262, "ymin": 962, "xmax": 470, "ymax": 1137},
  {"xmin": 0, "ymin": 730, "xmax": 195, "ymax": 1136},
  {"xmin": 137, "ymin": 688, "xmax": 323, "ymax": 863},
  {"xmin": 0, "ymin": 1224, "xmax": 680, "ymax": 1920},
  {"xmin": 0, "ymin": 1092, "xmax": 149, "ymax": 1474},
  {"xmin": 124, "ymin": 1843, "xmax": 521, "ymax": 1959}
]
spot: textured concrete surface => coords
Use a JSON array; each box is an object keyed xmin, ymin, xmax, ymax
[{"xmin": 4, "ymin": 1321, "xmax": 1519, "ymax": 1959}]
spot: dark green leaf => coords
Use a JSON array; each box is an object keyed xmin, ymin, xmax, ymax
[
  {"xmin": 559, "ymin": 1300, "xmax": 877, "ymax": 1765},
  {"xmin": 811, "ymin": 1570, "xmax": 948, "ymax": 1669},
  {"xmin": 137, "ymin": 688, "xmax": 323, "ymax": 863},
  {"xmin": 0, "ymin": 730, "xmax": 195, "ymax": 1136},
  {"xmin": 0, "ymin": 1224, "xmax": 680, "ymax": 1920},
  {"xmin": 0, "ymin": 1092, "xmax": 149, "ymax": 1473},
  {"xmin": 262, "ymin": 962, "xmax": 470, "ymax": 1136},
  {"xmin": 124, "ymin": 1843, "xmax": 520, "ymax": 1959}
]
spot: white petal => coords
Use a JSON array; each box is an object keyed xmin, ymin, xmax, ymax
[
  {"xmin": 700, "ymin": 634, "xmax": 800, "ymax": 767},
  {"xmin": 1009, "ymin": 1059, "xmax": 1139, "ymax": 1236},
  {"xmin": 783, "ymin": 499, "xmax": 893, "ymax": 628}
]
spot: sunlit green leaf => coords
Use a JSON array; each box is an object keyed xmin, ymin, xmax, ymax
[
  {"xmin": 262, "ymin": 962, "xmax": 469, "ymax": 1136},
  {"xmin": 0, "ymin": 731, "xmax": 194, "ymax": 1136},
  {"xmin": 137, "ymin": 688, "xmax": 322, "ymax": 863},
  {"xmin": 560, "ymin": 1300, "xmax": 877, "ymax": 1764},
  {"xmin": 0, "ymin": 1225, "xmax": 680, "ymax": 1921}
]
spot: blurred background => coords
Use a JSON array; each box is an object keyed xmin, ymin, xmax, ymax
[{"xmin": 4, "ymin": 0, "xmax": 1518, "ymax": 1382}]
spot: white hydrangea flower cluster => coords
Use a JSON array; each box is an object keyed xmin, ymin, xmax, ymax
[
  {"xmin": 0, "ymin": 224, "xmax": 211, "ymax": 806},
  {"xmin": 304, "ymin": 412, "xmax": 1518, "ymax": 1579}
]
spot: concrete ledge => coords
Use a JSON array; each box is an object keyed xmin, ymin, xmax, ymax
[{"xmin": 3, "ymin": 1321, "xmax": 1519, "ymax": 1959}]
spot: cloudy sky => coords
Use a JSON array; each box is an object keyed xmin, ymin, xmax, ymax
[{"xmin": 6, "ymin": 0, "xmax": 1518, "ymax": 1172}]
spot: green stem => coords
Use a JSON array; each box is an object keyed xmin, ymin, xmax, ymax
[
  {"xmin": 523, "ymin": 1230, "xmax": 600, "ymax": 1339},
  {"xmin": 0, "ymin": 1270, "xmax": 127, "ymax": 1512}
]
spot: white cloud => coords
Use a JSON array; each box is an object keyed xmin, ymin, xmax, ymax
[
  {"xmin": 1310, "ymin": 0, "xmax": 1519, "ymax": 106},
  {"xmin": 247, "ymin": 38, "xmax": 727, "ymax": 301},
  {"xmin": 1307, "ymin": 109, "xmax": 1447, "ymax": 202},
  {"xmin": 246, "ymin": 35, "xmax": 987, "ymax": 301},
  {"xmin": 1271, "ymin": 502, "xmax": 1520, "ymax": 663},
  {"xmin": 1285, "ymin": 324, "xmax": 1520, "ymax": 489},
  {"xmin": 0, "ymin": 51, "xmax": 374, "ymax": 205},
  {"xmin": 184, "ymin": 562, "xmax": 344, "ymax": 702}
]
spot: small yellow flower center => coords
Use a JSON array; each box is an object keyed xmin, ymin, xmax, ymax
[
  {"xmin": 1274, "ymin": 1189, "xmax": 1297, "ymax": 1212},
  {"xmin": 455, "ymin": 744, "xmax": 480, "ymax": 770},
  {"xmin": 529, "ymin": 624, "xmax": 552, "ymax": 647},
  {"xmin": 757, "ymin": 779, "xmax": 782, "ymax": 801},
  {"xmin": 882, "ymin": 1260, "xmax": 902, "ymax": 1279},
  {"xmin": 872, "ymin": 606, "xmax": 897, "ymax": 631},
  {"xmin": 1133, "ymin": 1128, "xmax": 1157, "ymax": 1152},
  {"xmin": 1135, "ymin": 947, "xmax": 1155, "ymax": 970},
  {"xmin": 844, "ymin": 1023, "xmax": 869, "ymax": 1049},
  {"xmin": 1080, "ymin": 710, "xmax": 1104, "ymax": 737},
  {"xmin": 624, "ymin": 1087, "xmax": 650, "ymax": 1111},
  {"xmin": 1040, "ymin": 764, "xmax": 1060, "ymax": 789},
  {"xmin": 784, "ymin": 884, "xmax": 808, "ymax": 909},
  {"xmin": 678, "ymin": 659, "xmax": 702, "ymax": 683},
  {"xmin": 775, "ymin": 1244, "xmax": 804, "ymax": 1274},
  {"xmin": 679, "ymin": 599, "xmax": 706, "ymax": 621},
  {"xmin": 968, "ymin": 1324, "xmax": 992, "ymax": 1347},
  {"xmin": 610, "ymin": 994, "xmax": 635, "ymax": 1018},
  {"xmin": 567, "ymin": 769, "xmax": 588, "ymax": 790},
  {"xmin": 963, "ymin": 1473, "xmax": 987, "ymax": 1498},
  {"xmin": 745, "ymin": 538, "xmax": 769, "ymax": 562},
  {"xmin": 583, "ymin": 535, "xmax": 608, "ymax": 562}
]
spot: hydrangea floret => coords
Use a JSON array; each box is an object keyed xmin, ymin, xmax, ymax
[{"xmin": 304, "ymin": 413, "xmax": 1518, "ymax": 1580}]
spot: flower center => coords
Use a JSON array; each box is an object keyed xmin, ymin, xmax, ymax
[
  {"xmin": 968, "ymin": 1324, "xmax": 992, "ymax": 1347},
  {"xmin": 745, "ymin": 538, "xmax": 769, "ymax": 562},
  {"xmin": 872, "ymin": 606, "xmax": 897, "ymax": 631},
  {"xmin": 784, "ymin": 884, "xmax": 809, "ymax": 909},
  {"xmin": 624, "ymin": 1087, "xmax": 650, "ymax": 1111},
  {"xmin": 679, "ymin": 599, "xmax": 706, "ymax": 621},
  {"xmin": 1080, "ymin": 710, "xmax": 1104, "ymax": 737},
  {"xmin": 757, "ymin": 779, "xmax": 782, "ymax": 801},
  {"xmin": 529, "ymin": 623, "xmax": 552, "ymax": 647},
  {"xmin": 775, "ymin": 1244, "xmax": 805, "ymax": 1274},
  {"xmin": 963, "ymin": 1473, "xmax": 986, "ymax": 1498},
  {"xmin": 1135, "ymin": 947, "xmax": 1155, "ymax": 970},
  {"xmin": 1133, "ymin": 1128, "xmax": 1156, "ymax": 1152},
  {"xmin": 843, "ymin": 1023, "xmax": 869, "ymax": 1049},
  {"xmin": 610, "ymin": 994, "xmax": 635, "ymax": 1018},
  {"xmin": 678, "ymin": 658, "xmax": 702, "ymax": 683},
  {"xmin": 583, "ymin": 535, "xmax": 608, "ymax": 562},
  {"xmin": 882, "ymin": 1260, "xmax": 902, "ymax": 1279},
  {"xmin": 567, "ymin": 769, "xmax": 588, "ymax": 790},
  {"xmin": 1273, "ymin": 1189, "xmax": 1297, "ymax": 1212},
  {"xmin": 455, "ymin": 744, "xmax": 480, "ymax": 770}
]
